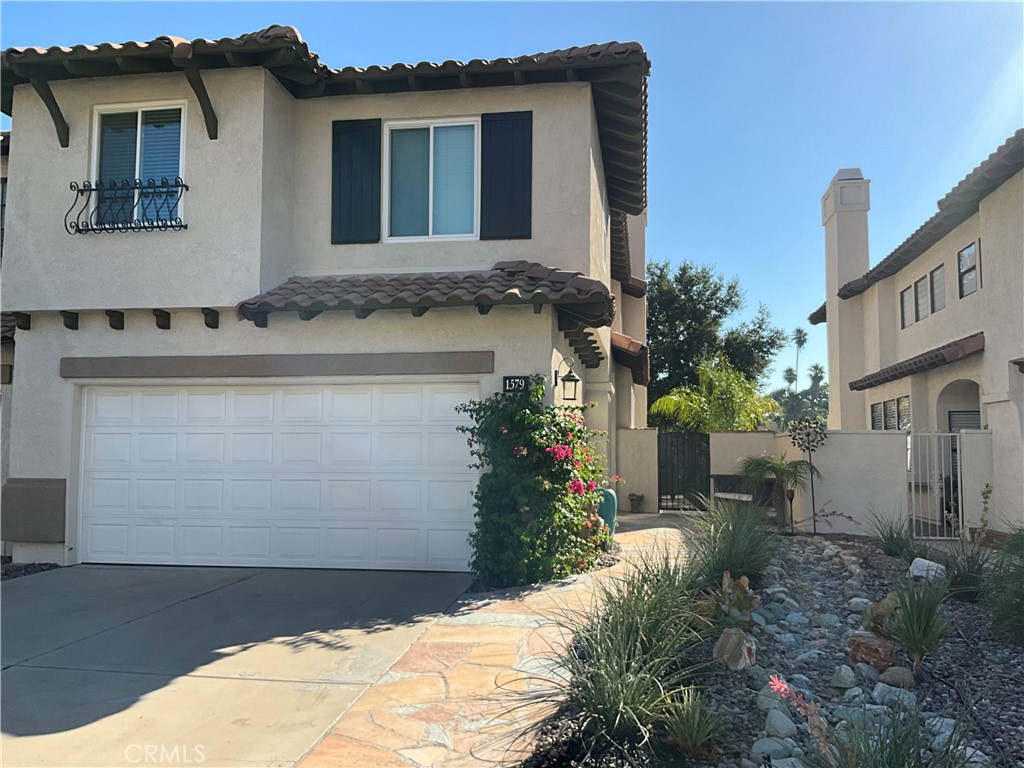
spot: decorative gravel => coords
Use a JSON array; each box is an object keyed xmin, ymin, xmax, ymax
[
  {"xmin": 1, "ymin": 557, "xmax": 60, "ymax": 581},
  {"xmin": 519, "ymin": 533, "xmax": 1024, "ymax": 767}
]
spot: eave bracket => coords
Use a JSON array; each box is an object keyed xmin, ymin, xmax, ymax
[
  {"xmin": 181, "ymin": 67, "xmax": 219, "ymax": 140},
  {"xmin": 30, "ymin": 78, "xmax": 70, "ymax": 148}
]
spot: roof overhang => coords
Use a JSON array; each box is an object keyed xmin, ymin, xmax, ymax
[
  {"xmin": 236, "ymin": 260, "xmax": 615, "ymax": 369},
  {"xmin": 610, "ymin": 331, "xmax": 649, "ymax": 386},
  {"xmin": 2, "ymin": 25, "xmax": 649, "ymax": 214},
  {"xmin": 848, "ymin": 332, "xmax": 984, "ymax": 391},
  {"xmin": 808, "ymin": 302, "xmax": 826, "ymax": 325}
]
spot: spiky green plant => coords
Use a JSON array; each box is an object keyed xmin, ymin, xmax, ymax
[
  {"xmin": 941, "ymin": 537, "xmax": 991, "ymax": 603},
  {"xmin": 737, "ymin": 453, "xmax": 820, "ymax": 529},
  {"xmin": 885, "ymin": 580, "xmax": 949, "ymax": 675},
  {"xmin": 869, "ymin": 510, "xmax": 929, "ymax": 562},
  {"xmin": 984, "ymin": 525, "xmax": 1024, "ymax": 645},
  {"xmin": 660, "ymin": 686, "xmax": 724, "ymax": 760},
  {"xmin": 687, "ymin": 498, "xmax": 778, "ymax": 585}
]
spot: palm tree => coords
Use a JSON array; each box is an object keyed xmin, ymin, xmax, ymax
[
  {"xmin": 808, "ymin": 364, "xmax": 826, "ymax": 404},
  {"xmin": 792, "ymin": 328, "xmax": 808, "ymax": 389},
  {"xmin": 738, "ymin": 453, "xmax": 821, "ymax": 530},
  {"xmin": 783, "ymin": 367, "xmax": 797, "ymax": 392}
]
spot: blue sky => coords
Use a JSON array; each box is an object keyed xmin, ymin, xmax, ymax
[{"xmin": 2, "ymin": 2, "xmax": 1021, "ymax": 391}]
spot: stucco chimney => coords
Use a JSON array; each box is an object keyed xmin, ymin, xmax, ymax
[{"xmin": 821, "ymin": 169, "xmax": 869, "ymax": 429}]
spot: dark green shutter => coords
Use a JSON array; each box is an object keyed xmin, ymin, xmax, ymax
[
  {"xmin": 332, "ymin": 119, "xmax": 381, "ymax": 244},
  {"xmin": 480, "ymin": 111, "xmax": 532, "ymax": 240}
]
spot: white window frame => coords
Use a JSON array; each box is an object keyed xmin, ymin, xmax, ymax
[
  {"xmin": 381, "ymin": 116, "xmax": 481, "ymax": 243},
  {"xmin": 90, "ymin": 99, "xmax": 188, "ymax": 224}
]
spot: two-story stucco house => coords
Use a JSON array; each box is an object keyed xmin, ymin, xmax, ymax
[
  {"xmin": 811, "ymin": 129, "xmax": 1023, "ymax": 537},
  {"xmin": 0, "ymin": 25, "xmax": 656, "ymax": 569}
]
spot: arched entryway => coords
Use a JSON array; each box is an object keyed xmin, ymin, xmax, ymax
[{"xmin": 936, "ymin": 379, "xmax": 982, "ymax": 432}]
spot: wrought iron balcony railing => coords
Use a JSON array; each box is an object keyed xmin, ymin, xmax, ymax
[{"xmin": 65, "ymin": 177, "xmax": 189, "ymax": 234}]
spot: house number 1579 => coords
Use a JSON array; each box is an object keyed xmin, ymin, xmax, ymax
[{"xmin": 503, "ymin": 376, "xmax": 529, "ymax": 392}]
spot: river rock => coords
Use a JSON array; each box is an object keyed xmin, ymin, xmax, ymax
[
  {"xmin": 756, "ymin": 682, "xmax": 787, "ymax": 712},
  {"xmin": 765, "ymin": 708, "xmax": 798, "ymax": 738},
  {"xmin": 847, "ymin": 631, "xmax": 895, "ymax": 671},
  {"xmin": 847, "ymin": 597, "xmax": 872, "ymax": 612},
  {"xmin": 854, "ymin": 661, "xmax": 880, "ymax": 685},
  {"xmin": 830, "ymin": 664, "xmax": 857, "ymax": 689},
  {"xmin": 751, "ymin": 737, "xmax": 793, "ymax": 761},
  {"xmin": 909, "ymin": 557, "xmax": 947, "ymax": 582},
  {"xmin": 872, "ymin": 681, "xmax": 917, "ymax": 709},
  {"xmin": 879, "ymin": 665, "xmax": 916, "ymax": 689}
]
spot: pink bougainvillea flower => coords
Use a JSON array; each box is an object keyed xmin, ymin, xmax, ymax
[
  {"xmin": 513, "ymin": 446, "xmax": 527, "ymax": 458},
  {"xmin": 568, "ymin": 479, "xmax": 586, "ymax": 495},
  {"xmin": 500, "ymin": 428, "xmax": 508, "ymax": 434},
  {"xmin": 545, "ymin": 444, "xmax": 573, "ymax": 461}
]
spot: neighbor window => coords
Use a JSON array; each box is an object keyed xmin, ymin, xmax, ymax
[
  {"xmin": 958, "ymin": 241, "xmax": 980, "ymax": 298},
  {"xmin": 94, "ymin": 105, "xmax": 184, "ymax": 225},
  {"xmin": 914, "ymin": 276, "xmax": 930, "ymax": 322},
  {"xmin": 871, "ymin": 397, "xmax": 910, "ymax": 431},
  {"xmin": 930, "ymin": 264, "xmax": 945, "ymax": 312},
  {"xmin": 385, "ymin": 119, "xmax": 478, "ymax": 240},
  {"xmin": 900, "ymin": 287, "xmax": 914, "ymax": 329}
]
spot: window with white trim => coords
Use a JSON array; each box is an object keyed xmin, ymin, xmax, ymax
[
  {"xmin": 958, "ymin": 241, "xmax": 980, "ymax": 298},
  {"xmin": 383, "ymin": 118, "xmax": 479, "ymax": 240},
  {"xmin": 94, "ymin": 104, "xmax": 184, "ymax": 226}
]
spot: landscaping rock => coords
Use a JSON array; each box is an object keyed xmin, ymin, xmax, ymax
[
  {"xmin": 751, "ymin": 737, "xmax": 793, "ymax": 761},
  {"xmin": 756, "ymin": 682, "xmax": 787, "ymax": 712},
  {"xmin": 879, "ymin": 665, "xmax": 916, "ymax": 689},
  {"xmin": 909, "ymin": 557, "xmax": 947, "ymax": 582},
  {"xmin": 830, "ymin": 664, "xmax": 857, "ymax": 689},
  {"xmin": 793, "ymin": 649, "xmax": 823, "ymax": 665},
  {"xmin": 822, "ymin": 545, "xmax": 841, "ymax": 560},
  {"xmin": 713, "ymin": 627, "xmax": 757, "ymax": 671},
  {"xmin": 854, "ymin": 661, "xmax": 880, "ymax": 685},
  {"xmin": 843, "ymin": 686, "xmax": 864, "ymax": 701},
  {"xmin": 872, "ymin": 681, "xmax": 917, "ymax": 709},
  {"xmin": 784, "ymin": 612, "xmax": 809, "ymax": 625},
  {"xmin": 818, "ymin": 612, "xmax": 841, "ymax": 628},
  {"xmin": 847, "ymin": 597, "xmax": 872, "ymax": 612},
  {"xmin": 780, "ymin": 597, "xmax": 802, "ymax": 613},
  {"xmin": 765, "ymin": 708, "xmax": 798, "ymax": 738},
  {"xmin": 847, "ymin": 631, "xmax": 895, "ymax": 671}
]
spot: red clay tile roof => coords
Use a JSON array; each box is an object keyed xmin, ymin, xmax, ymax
[
  {"xmin": 236, "ymin": 261, "xmax": 615, "ymax": 368},
  {"xmin": 1, "ymin": 26, "xmax": 648, "ymax": 214},
  {"xmin": 848, "ymin": 332, "xmax": 984, "ymax": 391},
  {"xmin": 837, "ymin": 130, "xmax": 1023, "ymax": 300},
  {"xmin": 610, "ymin": 331, "xmax": 649, "ymax": 386},
  {"xmin": 1, "ymin": 313, "xmax": 15, "ymax": 344}
]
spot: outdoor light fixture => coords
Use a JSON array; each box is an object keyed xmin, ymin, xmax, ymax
[
  {"xmin": 786, "ymin": 488, "xmax": 796, "ymax": 534},
  {"xmin": 554, "ymin": 357, "xmax": 581, "ymax": 401}
]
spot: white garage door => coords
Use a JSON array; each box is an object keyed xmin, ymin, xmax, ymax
[{"xmin": 79, "ymin": 383, "xmax": 479, "ymax": 570}]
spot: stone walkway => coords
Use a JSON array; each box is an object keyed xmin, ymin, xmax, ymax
[{"xmin": 297, "ymin": 516, "xmax": 689, "ymax": 768}]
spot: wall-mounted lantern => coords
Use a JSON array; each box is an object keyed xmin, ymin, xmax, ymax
[{"xmin": 554, "ymin": 357, "xmax": 581, "ymax": 401}]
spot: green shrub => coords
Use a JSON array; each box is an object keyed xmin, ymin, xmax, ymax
[
  {"xmin": 869, "ymin": 511, "xmax": 928, "ymax": 562},
  {"xmin": 548, "ymin": 552, "xmax": 707, "ymax": 755},
  {"xmin": 885, "ymin": 580, "xmax": 949, "ymax": 674},
  {"xmin": 941, "ymin": 538, "xmax": 991, "ymax": 603},
  {"xmin": 455, "ymin": 377, "xmax": 611, "ymax": 587},
  {"xmin": 687, "ymin": 498, "xmax": 777, "ymax": 585},
  {"xmin": 984, "ymin": 525, "xmax": 1024, "ymax": 645},
  {"xmin": 803, "ymin": 704, "xmax": 973, "ymax": 768},
  {"xmin": 660, "ymin": 686, "xmax": 723, "ymax": 760}
]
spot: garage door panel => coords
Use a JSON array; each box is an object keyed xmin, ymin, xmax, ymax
[{"xmin": 81, "ymin": 383, "xmax": 479, "ymax": 570}]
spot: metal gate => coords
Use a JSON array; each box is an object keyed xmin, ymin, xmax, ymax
[
  {"xmin": 658, "ymin": 431, "xmax": 710, "ymax": 510},
  {"xmin": 908, "ymin": 432, "xmax": 964, "ymax": 539}
]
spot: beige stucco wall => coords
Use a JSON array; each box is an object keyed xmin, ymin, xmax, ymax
[
  {"xmin": 781, "ymin": 430, "xmax": 908, "ymax": 536},
  {"xmin": 709, "ymin": 431, "xmax": 777, "ymax": 476},
  {"xmin": 6, "ymin": 304, "xmax": 562, "ymax": 563},
  {"xmin": 259, "ymin": 72, "xmax": 298, "ymax": 292},
  {"xmin": 3, "ymin": 69, "xmax": 269, "ymax": 311},
  {"xmin": 290, "ymin": 82, "xmax": 598, "ymax": 277},
  {"xmin": 616, "ymin": 428, "xmax": 657, "ymax": 513}
]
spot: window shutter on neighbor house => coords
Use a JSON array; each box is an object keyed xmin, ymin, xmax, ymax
[
  {"xmin": 480, "ymin": 111, "xmax": 532, "ymax": 240},
  {"xmin": 332, "ymin": 119, "xmax": 382, "ymax": 244}
]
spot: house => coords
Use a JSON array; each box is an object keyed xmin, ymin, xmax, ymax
[
  {"xmin": 0, "ymin": 25, "xmax": 657, "ymax": 569},
  {"xmin": 811, "ymin": 129, "xmax": 1024, "ymax": 536}
]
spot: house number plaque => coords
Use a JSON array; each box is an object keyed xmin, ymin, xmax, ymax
[{"xmin": 502, "ymin": 376, "xmax": 529, "ymax": 393}]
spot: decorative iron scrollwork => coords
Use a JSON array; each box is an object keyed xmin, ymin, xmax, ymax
[{"xmin": 64, "ymin": 178, "xmax": 189, "ymax": 234}]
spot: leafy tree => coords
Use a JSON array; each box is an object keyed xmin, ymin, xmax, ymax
[
  {"xmin": 807, "ymin": 363, "xmax": 826, "ymax": 405},
  {"xmin": 650, "ymin": 356, "xmax": 781, "ymax": 432},
  {"xmin": 646, "ymin": 260, "xmax": 787, "ymax": 401},
  {"xmin": 770, "ymin": 363, "xmax": 829, "ymax": 430}
]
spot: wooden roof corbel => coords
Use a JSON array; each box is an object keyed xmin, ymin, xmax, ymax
[
  {"xmin": 29, "ymin": 78, "xmax": 70, "ymax": 148},
  {"xmin": 168, "ymin": 41, "xmax": 218, "ymax": 140}
]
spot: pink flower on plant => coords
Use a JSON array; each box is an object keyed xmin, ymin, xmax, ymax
[
  {"xmin": 500, "ymin": 428, "xmax": 508, "ymax": 434},
  {"xmin": 513, "ymin": 446, "xmax": 527, "ymax": 458},
  {"xmin": 587, "ymin": 480, "xmax": 596, "ymax": 492},
  {"xmin": 568, "ymin": 479, "xmax": 586, "ymax": 494},
  {"xmin": 545, "ymin": 444, "xmax": 573, "ymax": 461},
  {"xmin": 768, "ymin": 675, "xmax": 835, "ymax": 766}
]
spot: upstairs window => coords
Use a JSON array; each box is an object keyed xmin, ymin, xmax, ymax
[
  {"xmin": 900, "ymin": 286, "xmax": 914, "ymax": 329},
  {"xmin": 930, "ymin": 265, "xmax": 946, "ymax": 312},
  {"xmin": 914, "ymin": 276, "xmax": 930, "ymax": 322},
  {"xmin": 384, "ymin": 119, "xmax": 478, "ymax": 240},
  {"xmin": 94, "ymin": 105, "xmax": 184, "ymax": 226},
  {"xmin": 958, "ymin": 241, "xmax": 980, "ymax": 298}
]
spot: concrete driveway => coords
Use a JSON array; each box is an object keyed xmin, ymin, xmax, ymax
[{"xmin": 1, "ymin": 565, "xmax": 472, "ymax": 767}]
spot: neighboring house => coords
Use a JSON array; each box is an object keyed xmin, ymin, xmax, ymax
[
  {"xmin": 0, "ymin": 25, "xmax": 656, "ymax": 569},
  {"xmin": 811, "ymin": 129, "xmax": 1024, "ymax": 535}
]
